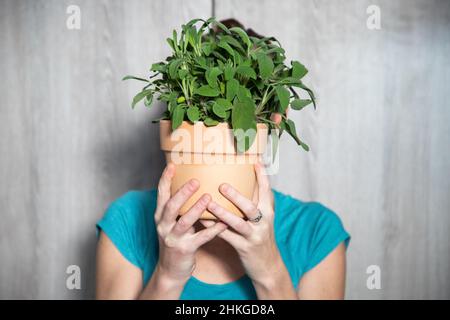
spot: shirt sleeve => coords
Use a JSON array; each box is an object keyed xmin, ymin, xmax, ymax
[
  {"xmin": 302, "ymin": 204, "xmax": 351, "ymax": 274},
  {"xmin": 96, "ymin": 195, "xmax": 143, "ymax": 269}
]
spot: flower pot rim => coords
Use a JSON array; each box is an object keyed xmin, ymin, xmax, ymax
[{"xmin": 158, "ymin": 119, "xmax": 269, "ymax": 129}]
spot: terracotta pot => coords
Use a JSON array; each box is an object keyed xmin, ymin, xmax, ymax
[{"xmin": 159, "ymin": 120, "xmax": 268, "ymax": 219}]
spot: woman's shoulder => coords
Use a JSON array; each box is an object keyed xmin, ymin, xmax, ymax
[
  {"xmin": 96, "ymin": 189, "xmax": 158, "ymax": 268},
  {"xmin": 273, "ymin": 189, "xmax": 343, "ymax": 226},
  {"xmin": 107, "ymin": 189, "xmax": 158, "ymax": 212},
  {"xmin": 272, "ymin": 189, "xmax": 350, "ymax": 275}
]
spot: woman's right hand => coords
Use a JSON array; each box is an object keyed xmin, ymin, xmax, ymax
[{"xmin": 153, "ymin": 163, "xmax": 228, "ymax": 287}]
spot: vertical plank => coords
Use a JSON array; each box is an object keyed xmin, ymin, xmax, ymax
[
  {"xmin": 215, "ymin": 0, "xmax": 450, "ymax": 299},
  {"xmin": 0, "ymin": 0, "xmax": 211, "ymax": 299}
]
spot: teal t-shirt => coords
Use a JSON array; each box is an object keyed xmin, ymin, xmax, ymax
[{"xmin": 96, "ymin": 189, "xmax": 350, "ymax": 300}]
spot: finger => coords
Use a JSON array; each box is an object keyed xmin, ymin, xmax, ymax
[
  {"xmin": 191, "ymin": 221, "xmax": 228, "ymax": 248},
  {"xmin": 207, "ymin": 200, "xmax": 252, "ymax": 237},
  {"xmin": 163, "ymin": 178, "xmax": 200, "ymax": 223},
  {"xmin": 255, "ymin": 162, "xmax": 272, "ymax": 208},
  {"xmin": 155, "ymin": 163, "xmax": 175, "ymax": 222},
  {"xmin": 270, "ymin": 113, "xmax": 283, "ymax": 126},
  {"xmin": 219, "ymin": 183, "xmax": 259, "ymax": 220},
  {"xmin": 171, "ymin": 193, "xmax": 211, "ymax": 236},
  {"xmin": 216, "ymin": 228, "xmax": 246, "ymax": 250}
]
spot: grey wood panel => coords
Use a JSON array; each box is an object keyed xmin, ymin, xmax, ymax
[
  {"xmin": 0, "ymin": 0, "xmax": 211, "ymax": 299},
  {"xmin": 1, "ymin": 0, "xmax": 449, "ymax": 300},
  {"xmin": 215, "ymin": 0, "xmax": 450, "ymax": 299}
]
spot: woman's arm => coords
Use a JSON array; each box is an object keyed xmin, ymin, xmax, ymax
[
  {"xmin": 244, "ymin": 242, "xmax": 346, "ymax": 299},
  {"xmin": 95, "ymin": 232, "xmax": 143, "ymax": 299},
  {"xmin": 297, "ymin": 242, "xmax": 346, "ymax": 299},
  {"xmin": 96, "ymin": 164, "xmax": 227, "ymax": 300},
  {"xmin": 95, "ymin": 232, "xmax": 187, "ymax": 299},
  {"xmin": 203, "ymin": 162, "xmax": 347, "ymax": 300}
]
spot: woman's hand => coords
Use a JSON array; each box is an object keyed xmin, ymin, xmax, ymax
[
  {"xmin": 202, "ymin": 162, "xmax": 298, "ymax": 299},
  {"xmin": 142, "ymin": 163, "xmax": 227, "ymax": 298}
]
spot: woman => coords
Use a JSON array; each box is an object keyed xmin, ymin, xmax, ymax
[
  {"xmin": 96, "ymin": 161, "xmax": 350, "ymax": 299},
  {"xmin": 95, "ymin": 20, "xmax": 350, "ymax": 300}
]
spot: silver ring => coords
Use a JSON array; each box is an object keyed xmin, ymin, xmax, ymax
[{"xmin": 248, "ymin": 209, "xmax": 263, "ymax": 223}]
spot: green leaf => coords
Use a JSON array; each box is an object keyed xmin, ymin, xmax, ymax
[
  {"xmin": 215, "ymin": 98, "xmax": 233, "ymax": 110},
  {"xmin": 236, "ymin": 65, "xmax": 256, "ymax": 80},
  {"xmin": 237, "ymin": 85, "xmax": 252, "ymax": 101},
  {"xmin": 131, "ymin": 89, "xmax": 152, "ymax": 109},
  {"xmin": 226, "ymin": 79, "xmax": 239, "ymax": 100},
  {"xmin": 166, "ymin": 38, "xmax": 176, "ymax": 52},
  {"xmin": 122, "ymin": 75, "xmax": 149, "ymax": 82},
  {"xmin": 223, "ymin": 65, "xmax": 235, "ymax": 81},
  {"xmin": 275, "ymin": 85, "xmax": 290, "ymax": 112},
  {"xmin": 202, "ymin": 43, "xmax": 213, "ymax": 56},
  {"xmin": 205, "ymin": 67, "xmax": 223, "ymax": 88},
  {"xmin": 144, "ymin": 92, "xmax": 153, "ymax": 107},
  {"xmin": 291, "ymin": 99, "xmax": 312, "ymax": 110},
  {"xmin": 292, "ymin": 61, "xmax": 308, "ymax": 79},
  {"xmin": 256, "ymin": 53, "xmax": 274, "ymax": 80},
  {"xmin": 212, "ymin": 102, "xmax": 227, "ymax": 118},
  {"xmin": 194, "ymin": 85, "xmax": 220, "ymax": 97},
  {"xmin": 213, "ymin": 20, "xmax": 231, "ymax": 34},
  {"xmin": 232, "ymin": 97, "xmax": 257, "ymax": 153},
  {"xmin": 150, "ymin": 62, "xmax": 166, "ymax": 72},
  {"xmin": 186, "ymin": 106, "xmax": 200, "ymax": 122},
  {"xmin": 204, "ymin": 117, "xmax": 219, "ymax": 126},
  {"xmin": 168, "ymin": 59, "xmax": 183, "ymax": 79},
  {"xmin": 178, "ymin": 69, "xmax": 188, "ymax": 79},
  {"xmin": 172, "ymin": 104, "xmax": 185, "ymax": 130},
  {"xmin": 221, "ymin": 35, "xmax": 245, "ymax": 53},
  {"xmin": 284, "ymin": 119, "xmax": 309, "ymax": 151},
  {"xmin": 229, "ymin": 27, "xmax": 251, "ymax": 50},
  {"xmin": 295, "ymin": 82, "xmax": 316, "ymax": 110},
  {"xmin": 218, "ymin": 39, "xmax": 235, "ymax": 57}
]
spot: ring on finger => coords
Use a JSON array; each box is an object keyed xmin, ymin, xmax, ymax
[{"xmin": 248, "ymin": 209, "xmax": 263, "ymax": 223}]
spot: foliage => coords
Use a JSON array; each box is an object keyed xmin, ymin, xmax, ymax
[{"xmin": 124, "ymin": 18, "xmax": 316, "ymax": 152}]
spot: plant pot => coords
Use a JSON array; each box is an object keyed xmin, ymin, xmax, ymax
[{"xmin": 159, "ymin": 120, "xmax": 268, "ymax": 219}]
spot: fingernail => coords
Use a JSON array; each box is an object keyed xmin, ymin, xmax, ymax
[
  {"xmin": 166, "ymin": 163, "xmax": 175, "ymax": 176},
  {"xmin": 220, "ymin": 183, "xmax": 229, "ymax": 192},
  {"xmin": 189, "ymin": 179, "xmax": 199, "ymax": 189},
  {"xmin": 208, "ymin": 201, "xmax": 217, "ymax": 210},
  {"xmin": 201, "ymin": 193, "xmax": 211, "ymax": 204}
]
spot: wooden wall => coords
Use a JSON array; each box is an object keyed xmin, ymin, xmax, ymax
[{"xmin": 0, "ymin": 0, "xmax": 449, "ymax": 299}]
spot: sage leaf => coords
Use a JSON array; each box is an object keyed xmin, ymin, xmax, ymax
[
  {"xmin": 204, "ymin": 117, "xmax": 219, "ymax": 126},
  {"xmin": 212, "ymin": 102, "xmax": 227, "ymax": 118},
  {"xmin": 226, "ymin": 79, "xmax": 239, "ymax": 100},
  {"xmin": 186, "ymin": 106, "xmax": 200, "ymax": 122},
  {"xmin": 230, "ymin": 27, "xmax": 251, "ymax": 50},
  {"xmin": 292, "ymin": 60, "xmax": 308, "ymax": 79},
  {"xmin": 194, "ymin": 85, "xmax": 220, "ymax": 97},
  {"xmin": 291, "ymin": 99, "xmax": 312, "ymax": 110},
  {"xmin": 275, "ymin": 85, "xmax": 290, "ymax": 112},
  {"xmin": 236, "ymin": 65, "xmax": 256, "ymax": 80},
  {"xmin": 132, "ymin": 89, "xmax": 152, "ymax": 109},
  {"xmin": 232, "ymin": 97, "xmax": 257, "ymax": 152},
  {"xmin": 172, "ymin": 104, "xmax": 185, "ymax": 130},
  {"xmin": 256, "ymin": 53, "xmax": 274, "ymax": 80}
]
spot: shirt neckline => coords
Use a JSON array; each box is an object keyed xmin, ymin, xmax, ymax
[{"xmin": 189, "ymin": 273, "xmax": 250, "ymax": 289}]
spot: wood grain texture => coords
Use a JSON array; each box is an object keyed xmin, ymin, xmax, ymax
[
  {"xmin": 0, "ymin": 0, "xmax": 211, "ymax": 299},
  {"xmin": 0, "ymin": 0, "xmax": 449, "ymax": 299},
  {"xmin": 215, "ymin": 0, "xmax": 450, "ymax": 299}
]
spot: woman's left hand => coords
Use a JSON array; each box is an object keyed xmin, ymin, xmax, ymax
[{"xmin": 202, "ymin": 162, "xmax": 285, "ymax": 289}]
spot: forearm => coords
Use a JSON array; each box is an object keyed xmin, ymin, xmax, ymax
[
  {"xmin": 138, "ymin": 263, "xmax": 187, "ymax": 300},
  {"xmin": 251, "ymin": 255, "xmax": 298, "ymax": 300}
]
